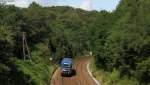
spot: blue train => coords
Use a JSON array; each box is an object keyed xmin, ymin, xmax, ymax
[{"xmin": 60, "ymin": 58, "xmax": 73, "ymax": 76}]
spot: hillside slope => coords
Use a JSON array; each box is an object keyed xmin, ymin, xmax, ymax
[{"xmin": 92, "ymin": 0, "xmax": 150, "ymax": 85}]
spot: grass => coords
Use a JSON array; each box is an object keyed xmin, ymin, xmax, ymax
[{"xmin": 90, "ymin": 58, "xmax": 139, "ymax": 85}]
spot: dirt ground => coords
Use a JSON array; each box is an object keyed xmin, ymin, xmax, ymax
[{"xmin": 50, "ymin": 57, "xmax": 97, "ymax": 85}]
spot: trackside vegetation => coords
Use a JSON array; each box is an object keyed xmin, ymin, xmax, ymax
[
  {"xmin": 0, "ymin": 3, "xmax": 92, "ymax": 85},
  {"xmin": 0, "ymin": 0, "xmax": 150, "ymax": 85},
  {"xmin": 91, "ymin": 58, "xmax": 139, "ymax": 85},
  {"xmin": 91, "ymin": 0, "xmax": 150, "ymax": 85}
]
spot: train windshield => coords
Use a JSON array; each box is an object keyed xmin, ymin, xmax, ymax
[{"xmin": 63, "ymin": 63, "xmax": 71, "ymax": 68}]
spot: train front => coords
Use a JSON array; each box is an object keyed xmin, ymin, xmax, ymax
[{"xmin": 61, "ymin": 58, "xmax": 72, "ymax": 76}]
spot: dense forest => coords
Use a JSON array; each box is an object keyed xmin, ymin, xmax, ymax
[
  {"xmin": 0, "ymin": 2, "xmax": 94, "ymax": 85},
  {"xmin": 0, "ymin": 0, "xmax": 150, "ymax": 85},
  {"xmin": 92, "ymin": 0, "xmax": 150, "ymax": 85}
]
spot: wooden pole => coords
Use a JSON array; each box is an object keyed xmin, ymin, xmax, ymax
[
  {"xmin": 22, "ymin": 32, "xmax": 26, "ymax": 61},
  {"xmin": 24, "ymin": 36, "xmax": 32, "ymax": 62},
  {"xmin": 22, "ymin": 32, "xmax": 32, "ymax": 62}
]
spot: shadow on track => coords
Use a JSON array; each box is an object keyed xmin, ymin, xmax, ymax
[{"xmin": 61, "ymin": 69, "xmax": 76, "ymax": 77}]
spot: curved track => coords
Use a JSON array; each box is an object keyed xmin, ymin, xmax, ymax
[{"xmin": 50, "ymin": 57, "xmax": 97, "ymax": 85}]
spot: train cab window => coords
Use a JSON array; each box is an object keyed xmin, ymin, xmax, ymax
[{"xmin": 63, "ymin": 63, "xmax": 71, "ymax": 68}]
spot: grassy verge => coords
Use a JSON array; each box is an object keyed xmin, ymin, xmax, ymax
[{"xmin": 90, "ymin": 58, "xmax": 139, "ymax": 85}]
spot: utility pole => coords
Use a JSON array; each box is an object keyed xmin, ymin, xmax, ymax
[{"xmin": 22, "ymin": 32, "xmax": 32, "ymax": 62}]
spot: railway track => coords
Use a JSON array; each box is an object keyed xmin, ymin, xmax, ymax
[{"xmin": 50, "ymin": 57, "xmax": 98, "ymax": 85}]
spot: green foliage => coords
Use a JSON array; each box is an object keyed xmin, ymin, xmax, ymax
[
  {"xmin": 136, "ymin": 57, "xmax": 150, "ymax": 84},
  {"xmin": 15, "ymin": 43, "xmax": 52, "ymax": 85},
  {"xmin": 0, "ymin": 25, "xmax": 15, "ymax": 84},
  {"xmin": 92, "ymin": 0, "xmax": 150, "ymax": 84},
  {"xmin": 91, "ymin": 58, "xmax": 139, "ymax": 85},
  {"xmin": 0, "ymin": 2, "xmax": 92, "ymax": 85},
  {"xmin": 1, "ymin": 0, "xmax": 150, "ymax": 84}
]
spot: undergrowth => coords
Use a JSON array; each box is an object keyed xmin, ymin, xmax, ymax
[
  {"xmin": 14, "ymin": 43, "xmax": 55, "ymax": 85},
  {"xmin": 90, "ymin": 58, "xmax": 139, "ymax": 85}
]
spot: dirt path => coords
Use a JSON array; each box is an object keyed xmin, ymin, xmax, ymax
[{"xmin": 50, "ymin": 57, "xmax": 97, "ymax": 85}]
